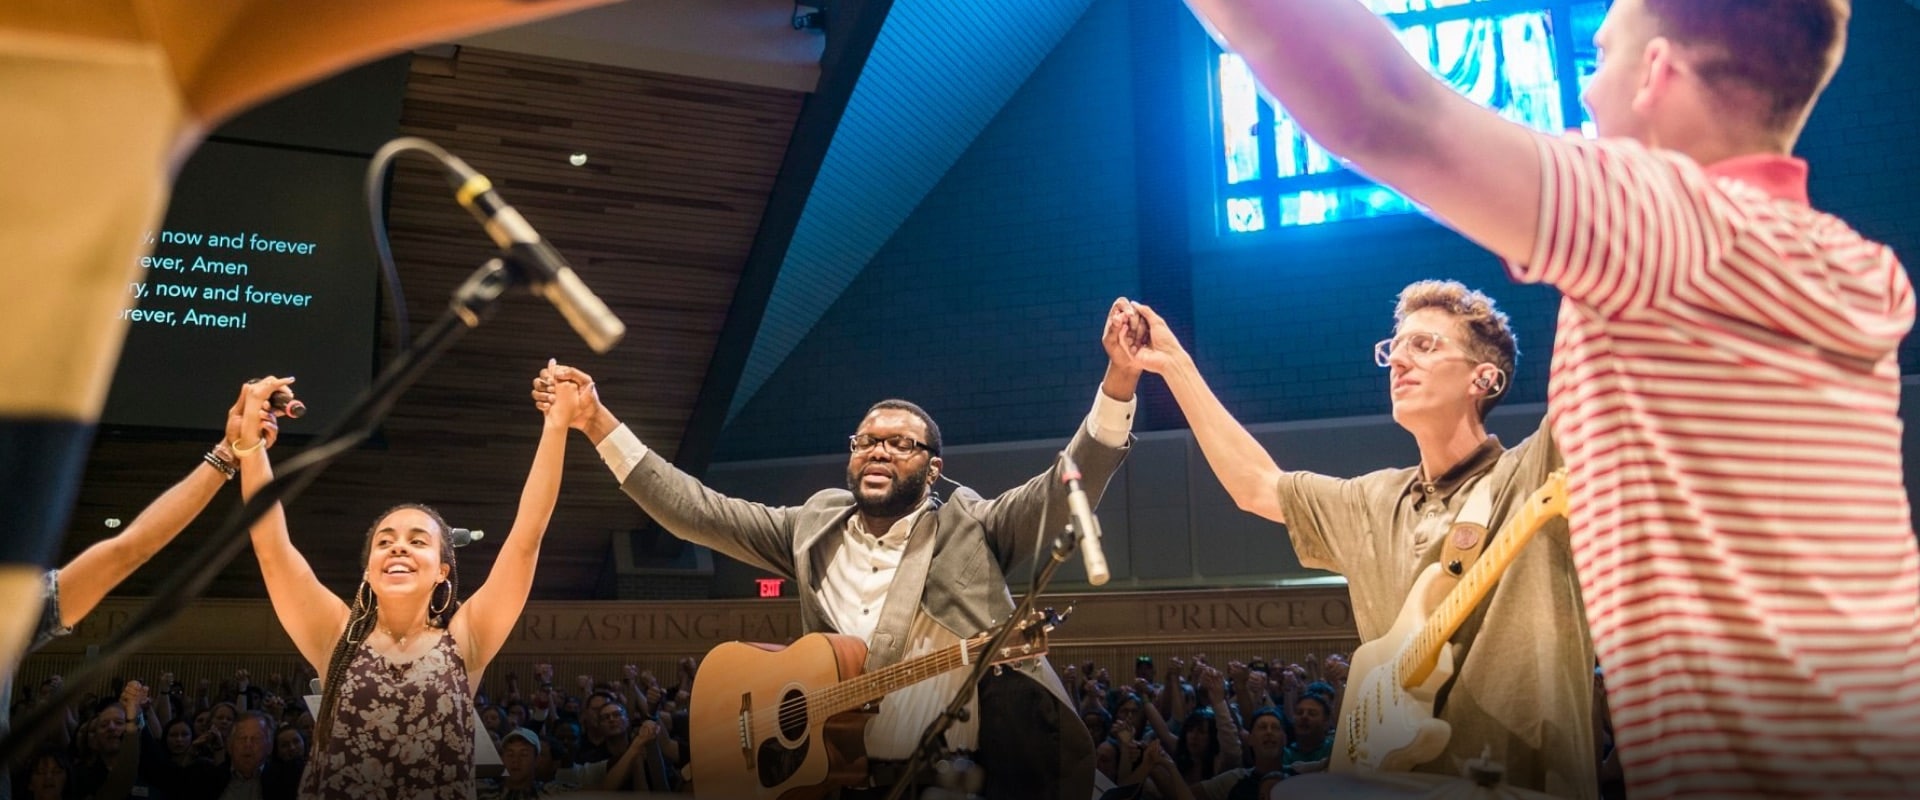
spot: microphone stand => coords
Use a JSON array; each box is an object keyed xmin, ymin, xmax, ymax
[
  {"xmin": 882, "ymin": 479, "xmax": 1084, "ymax": 800},
  {"xmin": 0, "ymin": 256, "xmax": 525, "ymax": 764}
]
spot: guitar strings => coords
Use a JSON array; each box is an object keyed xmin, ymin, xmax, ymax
[
  {"xmin": 746, "ymin": 638, "xmax": 997, "ymax": 741},
  {"xmin": 748, "ymin": 649, "xmax": 962, "ymax": 740},
  {"xmin": 748, "ymin": 643, "xmax": 974, "ymax": 739}
]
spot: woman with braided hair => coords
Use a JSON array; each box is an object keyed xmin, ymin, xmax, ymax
[{"xmin": 230, "ymin": 371, "xmax": 578, "ymax": 798}]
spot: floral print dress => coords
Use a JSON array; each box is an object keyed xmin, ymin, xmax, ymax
[{"xmin": 301, "ymin": 628, "xmax": 476, "ymax": 799}]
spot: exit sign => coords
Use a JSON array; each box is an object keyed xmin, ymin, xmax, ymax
[{"xmin": 756, "ymin": 578, "xmax": 785, "ymax": 598}]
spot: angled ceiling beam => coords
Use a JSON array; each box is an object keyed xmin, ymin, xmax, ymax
[{"xmin": 673, "ymin": 0, "xmax": 899, "ymax": 477}]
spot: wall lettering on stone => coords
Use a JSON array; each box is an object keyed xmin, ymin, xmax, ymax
[
  {"xmin": 511, "ymin": 610, "xmax": 802, "ymax": 644},
  {"xmin": 1151, "ymin": 598, "xmax": 1352, "ymax": 634}
]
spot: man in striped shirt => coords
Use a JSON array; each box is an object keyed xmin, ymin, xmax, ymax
[{"xmin": 1178, "ymin": 0, "xmax": 1918, "ymax": 796}]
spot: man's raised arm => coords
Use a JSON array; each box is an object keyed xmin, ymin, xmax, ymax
[{"xmin": 1182, "ymin": 0, "xmax": 1544, "ymax": 262}]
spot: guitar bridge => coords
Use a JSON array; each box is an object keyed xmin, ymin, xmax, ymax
[{"xmin": 738, "ymin": 692, "xmax": 753, "ymax": 768}]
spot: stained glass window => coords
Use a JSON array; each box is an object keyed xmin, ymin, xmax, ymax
[{"xmin": 1212, "ymin": 0, "xmax": 1612, "ymax": 233}]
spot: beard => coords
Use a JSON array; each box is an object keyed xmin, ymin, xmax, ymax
[{"xmin": 847, "ymin": 459, "xmax": 934, "ymax": 519}]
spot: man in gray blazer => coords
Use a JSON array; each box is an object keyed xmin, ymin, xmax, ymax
[{"xmin": 533, "ymin": 301, "xmax": 1142, "ymax": 799}]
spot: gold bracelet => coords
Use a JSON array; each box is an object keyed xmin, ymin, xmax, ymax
[{"xmin": 230, "ymin": 437, "xmax": 265, "ymax": 458}]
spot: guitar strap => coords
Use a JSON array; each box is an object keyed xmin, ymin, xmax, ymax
[
  {"xmin": 865, "ymin": 496, "xmax": 942, "ymax": 671},
  {"xmin": 1437, "ymin": 474, "xmax": 1497, "ymax": 582}
]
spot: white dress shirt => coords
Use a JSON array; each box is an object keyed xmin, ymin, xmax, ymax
[{"xmin": 595, "ymin": 390, "xmax": 1135, "ymax": 758}]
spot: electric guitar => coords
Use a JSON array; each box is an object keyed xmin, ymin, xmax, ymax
[
  {"xmin": 688, "ymin": 609, "xmax": 1064, "ymax": 800},
  {"xmin": 1332, "ymin": 470, "xmax": 1568, "ymax": 773}
]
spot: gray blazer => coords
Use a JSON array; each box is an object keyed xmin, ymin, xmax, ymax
[{"xmin": 617, "ymin": 424, "xmax": 1128, "ymax": 796}]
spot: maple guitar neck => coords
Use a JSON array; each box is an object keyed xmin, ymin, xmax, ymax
[{"xmin": 1396, "ymin": 470, "xmax": 1567, "ymax": 689}]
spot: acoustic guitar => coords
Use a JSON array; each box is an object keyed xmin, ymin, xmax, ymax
[{"xmin": 689, "ymin": 609, "xmax": 1063, "ymax": 800}]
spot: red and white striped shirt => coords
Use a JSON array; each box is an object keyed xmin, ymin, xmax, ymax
[{"xmin": 1510, "ymin": 137, "xmax": 1920, "ymax": 798}]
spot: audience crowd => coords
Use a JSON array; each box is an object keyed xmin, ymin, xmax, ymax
[{"xmin": 8, "ymin": 650, "xmax": 1621, "ymax": 800}]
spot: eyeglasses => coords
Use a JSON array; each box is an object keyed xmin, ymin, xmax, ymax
[
  {"xmin": 1373, "ymin": 331, "xmax": 1456, "ymax": 368},
  {"xmin": 848, "ymin": 433, "xmax": 933, "ymax": 457}
]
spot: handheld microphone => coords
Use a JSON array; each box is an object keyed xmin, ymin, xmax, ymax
[
  {"xmin": 450, "ymin": 528, "xmax": 485, "ymax": 548},
  {"xmin": 442, "ymin": 155, "xmax": 626, "ymax": 353},
  {"xmin": 1058, "ymin": 452, "xmax": 1110, "ymax": 586},
  {"xmin": 268, "ymin": 389, "xmax": 306, "ymax": 419}
]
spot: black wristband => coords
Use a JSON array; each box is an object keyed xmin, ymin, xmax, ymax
[{"xmin": 202, "ymin": 450, "xmax": 237, "ymax": 481}]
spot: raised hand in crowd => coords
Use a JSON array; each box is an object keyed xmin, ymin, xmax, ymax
[
  {"xmin": 118, "ymin": 679, "xmax": 151, "ymax": 729},
  {"xmin": 602, "ymin": 718, "xmax": 669, "ymax": 791},
  {"xmin": 1242, "ymin": 669, "xmax": 1271, "ymax": 722},
  {"xmin": 1197, "ymin": 664, "xmax": 1244, "ymax": 768},
  {"xmin": 1142, "ymin": 740, "xmax": 1195, "ymax": 800},
  {"xmin": 1117, "ymin": 733, "xmax": 1150, "ymax": 788},
  {"xmin": 1323, "ymin": 653, "xmax": 1349, "ymax": 683}
]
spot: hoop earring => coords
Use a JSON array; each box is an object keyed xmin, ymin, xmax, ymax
[
  {"xmin": 429, "ymin": 580, "xmax": 452, "ymax": 616},
  {"xmin": 352, "ymin": 580, "xmax": 374, "ymax": 611}
]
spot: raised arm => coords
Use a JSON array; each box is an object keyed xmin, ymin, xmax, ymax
[
  {"xmin": 1179, "ymin": 0, "xmax": 1542, "ymax": 263},
  {"xmin": 57, "ymin": 435, "xmax": 237, "ymax": 627},
  {"xmin": 132, "ymin": 0, "xmax": 619, "ymax": 150},
  {"xmin": 233, "ymin": 377, "xmax": 349, "ymax": 672},
  {"xmin": 1200, "ymin": 667, "xmax": 1244, "ymax": 771},
  {"xmin": 599, "ymin": 719, "xmax": 664, "ymax": 791},
  {"xmin": 1124, "ymin": 301, "xmax": 1287, "ymax": 523},
  {"xmin": 454, "ymin": 364, "xmax": 574, "ymax": 678},
  {"xmin": 534, "ymin": 363, "xmax": 802, "ymax": 578},
  {"xmin": 1142, "ymin": 694, "xmax": 1178, "ymax": 749},
  {"xmin": 974, "ymin": 299, "xmax": 1142, "ymax": 568}
]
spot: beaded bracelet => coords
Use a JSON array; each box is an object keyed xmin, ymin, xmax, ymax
[{"xmin": 201, "ymin": 450, "xmax": 237, "ymax": 481}]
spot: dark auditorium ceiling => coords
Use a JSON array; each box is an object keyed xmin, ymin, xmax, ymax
[{"xmin": 66, "ymin": 0, "xmax": 1097, "ymax": 601}]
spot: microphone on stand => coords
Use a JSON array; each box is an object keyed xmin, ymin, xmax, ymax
[
  {"xmin": 439, "ymin": 155, "xmax": 625, "ymax": 353},
  {"xmin": 1058, "ymin": 452, "xmax": 1110, "ymax": 586},
  {"xmin": 450, "ymin": 528, "xmax": 485, "ymax": 548}
]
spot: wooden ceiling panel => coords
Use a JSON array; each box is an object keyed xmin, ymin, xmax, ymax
[{"xmin": 65, "ymin": 48, "xmax": 804, "ymax": 600}]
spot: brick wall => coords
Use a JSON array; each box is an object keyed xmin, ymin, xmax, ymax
[
  {"xmin": 719, "ymin": 0, "xmax": 1139, "ymax": 459},
  {"xmin": 719, "ymin": 0, "xmax": 1920, "ymax": 460},
  {"xmin": 1801, "ymin": 0, "xmax": 1920, "ymax": 371}
]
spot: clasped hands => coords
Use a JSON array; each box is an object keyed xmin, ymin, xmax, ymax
[
  {"xmin": 1101, "ymin": 296, "xmax": 1185, "ymax": 376},
  {"xmin": 530, "ymin": 358, "xmax": 600, "ymax": 432}
]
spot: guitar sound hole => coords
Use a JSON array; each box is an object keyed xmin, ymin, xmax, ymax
[{"xmin": 777, "ymin": 687, "xmax": 808, "ymax": 741}]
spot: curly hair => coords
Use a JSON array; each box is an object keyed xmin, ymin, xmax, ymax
[
  {"xmin": 1394, "ymin": 280, "xmax": 1519, "ymax": 420},
  {"xmin": 312, "ymin": 503, "xmax": 461, "ymax": 761}
]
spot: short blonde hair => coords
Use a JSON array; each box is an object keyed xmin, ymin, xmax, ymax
[{"xmin": 1394, "ymin": 280, "xmax": 1518, "ymax": 419}]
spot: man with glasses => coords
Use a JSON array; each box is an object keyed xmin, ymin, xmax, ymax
[
  {"xmin": 530, "ymin": 300, "xmax": 1140, "ymax": 799},
  {"xmin": 1180, "ymin": 2, "xmax": 1918, "ymax": 796},
  {"xmin": 1114, "ymin": 283, "xmax": 1594, "ymax": 798}
]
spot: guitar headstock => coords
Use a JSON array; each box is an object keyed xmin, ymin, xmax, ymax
[
  {"xmin": 973, "ymin": 606, "xmax": 1071, "ymax": 667},
  {"xmin": 1532, "ymin": 469, "xmax": 1568, "ymax": 520}
]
